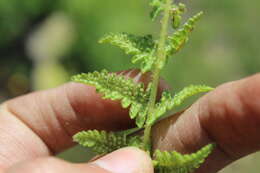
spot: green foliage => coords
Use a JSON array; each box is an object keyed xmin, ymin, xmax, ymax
[
  {"xmin": 147, "ymin": 85, "xmax": 213, "ymax": 125},
  {"xmin": 166, "ymin": 12, "xmax": 203, "ymax": 57},
  {"xmin": 153, "ymin": 144, "xmax": 215, "ymax": 173},
  {"xmin": 172, "ymin": 85, "xmax": 213, "ymax": 107},
  {"xmin": 72, "ymin": 72, "xmax": 213, "ymax": 128},
  {"xmin": 99, "ymin": 33, "xmax": 157, "ymax": 73},
  {"xmin": 99, "ymin": 12, "xmax": 203, "ymax": 73},
  {"xmin": 73, "ymin": 130, "xmax": 142, "ymax": 154},
  {"xmin": 150, "ymin": 0, "xmax": 186, "ymax": 24},
  {"xmin": 72, "ymin": 0, "xmax": 215, "ymax": 172},
  {"xmin": 71, "ymin": 70, "xmax": 150, "ymax": 127}
]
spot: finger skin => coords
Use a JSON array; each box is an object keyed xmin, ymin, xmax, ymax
[
  {"xmin": 0, "ymin": 69, "xmax": 167, "ymax": 168},
  {"xmin": 0, "ymin": 82, "xmax": 131, "ymax": 168},
  {"xmin": 153, "ymin": 73, "xmax": 260, "ymax": 173},
  {"xmin": 5, "ymin": 157, "xmax": 111, "ymax": 173},
  {"xmin": 5, "ymin": 147, "xmax": 154, "ymax": 173},
  {"xmin": 0, "ymin": 104, "xmax": 50, "ymax": 169}
]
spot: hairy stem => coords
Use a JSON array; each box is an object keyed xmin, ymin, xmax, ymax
[{"xmin": 143, "ymin": 0, "xmax": 173, "ymax": 152}]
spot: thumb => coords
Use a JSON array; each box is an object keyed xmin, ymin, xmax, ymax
[
  {"xmin": 93, "ymin": 147, "xmax": 154, "ymax": 173},
  {"xmin": 5, "ymin": 147, "xmax": 154, "ymax": 173}
]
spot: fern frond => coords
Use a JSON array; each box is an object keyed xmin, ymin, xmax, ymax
[
  {"xmin": 171, "ymin": 85, "xmax": 213, "ymax": 107},
  {"xmin": 73, "ymin": 130, "xmax": 124, "ymax": 154},
  {"xmin": 73, "ymin": 130, "xmax": 143, "ymax": 154},
  {"xmin": 167, "ymin": 12, "xmax": 203, "ymax": 56},
  {"xmin": 153, "ymin": 144, "xmax": 215, "ymax": 173},
  {"xmin": 71, "ymin": 70, "xmax": 150, "ymax": 127},
  {"xmin": 147, "ymin": 85, "xmax": 213, "ymax": 125},
  {"xmin": 99, "ymin": 33, "xmax": 156, "ymax": 73},
  {"xmin": 99, "ymin": 33, "xmax": 155, "ymax": 55}
]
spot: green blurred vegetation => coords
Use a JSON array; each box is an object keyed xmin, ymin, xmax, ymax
[{"xmin": 0, "ymin": 0, "xmax": 259, "ymax": 172}]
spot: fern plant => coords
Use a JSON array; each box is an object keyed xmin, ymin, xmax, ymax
[{"xmin": 72, "ymin": 0, "xmax": 215, "ymax": 172}]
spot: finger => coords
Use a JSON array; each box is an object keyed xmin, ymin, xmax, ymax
[
  {"xmin": 152, "ymin": 73, "xmax": 260, "ymax": 173},
  {"xmin": 5, "ymin": 147, "xmax": 153, "ymax": 173},
  {"xmin": 0, "ymin": 69, "xmax": 168, "ymax": 167}
]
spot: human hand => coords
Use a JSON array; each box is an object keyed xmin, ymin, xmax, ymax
[
  {"xmin": 1, "ymin": 70, "xmax": 260, "ymax": 173},
  {"xmin": 0, "ymin": 70, "xmax": 164, "ymax": 173}
]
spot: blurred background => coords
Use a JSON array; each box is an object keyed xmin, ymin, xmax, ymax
[{"xmin": 0, "ymin": 0, "xmax": 259, "ymax": 172}]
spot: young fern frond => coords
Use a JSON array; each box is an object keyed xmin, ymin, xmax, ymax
[
  {"xmin": 99, "ymin": 33, "xmax": 157, "ymax": 73},
  {"xmin": 153, "ymin": 144, "xmax": 215, "ymax": 173},
  {"xmin": 150, "ymin": 0, "xmax": 187, "ymax": 27},
  {"xmin": 71, "ymin": 70, "xmax": 150, "ymax": 127},
  {"xmin": 147, "ymin": 85, "xmax": 213, "ymax": 125},
  {"xmin": 150, "ymin": 0, "xmax": 165, "ymax": 21},
  {"xmin": 72, "ymin": 1, "xmax": 215, "ymax": 172},
  {"xmin": 170, "ymin": 3, "xmax": 186, "ymax": 29},
  {"xmin": 166, "ymin": 12, "xmax": 203, "ymax": 57},
  {"xmin": 73, "ymin": 130, "xmax": 143, "ymax": 154}
]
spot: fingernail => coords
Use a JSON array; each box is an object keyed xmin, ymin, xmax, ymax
[{"xmin": 93, "ymin": 147, "xmax": 153, "ymax": 173}]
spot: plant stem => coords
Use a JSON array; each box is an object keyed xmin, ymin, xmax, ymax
[{"xmin": 143, "ymin": 0, "xmax": 173, "ymax": 152}]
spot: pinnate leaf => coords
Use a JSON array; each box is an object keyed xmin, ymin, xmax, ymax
[
  {"xmin": 73, "ymin": 130, "xmax": 142, "ymax": 154},
  {"xmin": 167, "ymin": 12, "xmax": 203, "ymax": 56},
  {"xmin": 153, "ymin": 144, "xmax": 215, "ymax": 173},
  {"xmin": 147, "ymin": 85, "xmax": 213, "ymax": 125},
  {"xmin": 99, "ymin": 33, "xmax": 157, "ymax": 73},
  {"xmin": 71, "ymin": 70, "xmax": 150, "ymax": 127},
  {"xmin": 171, "ymin": 85, "xmax": 213, "ymax": 107}
]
